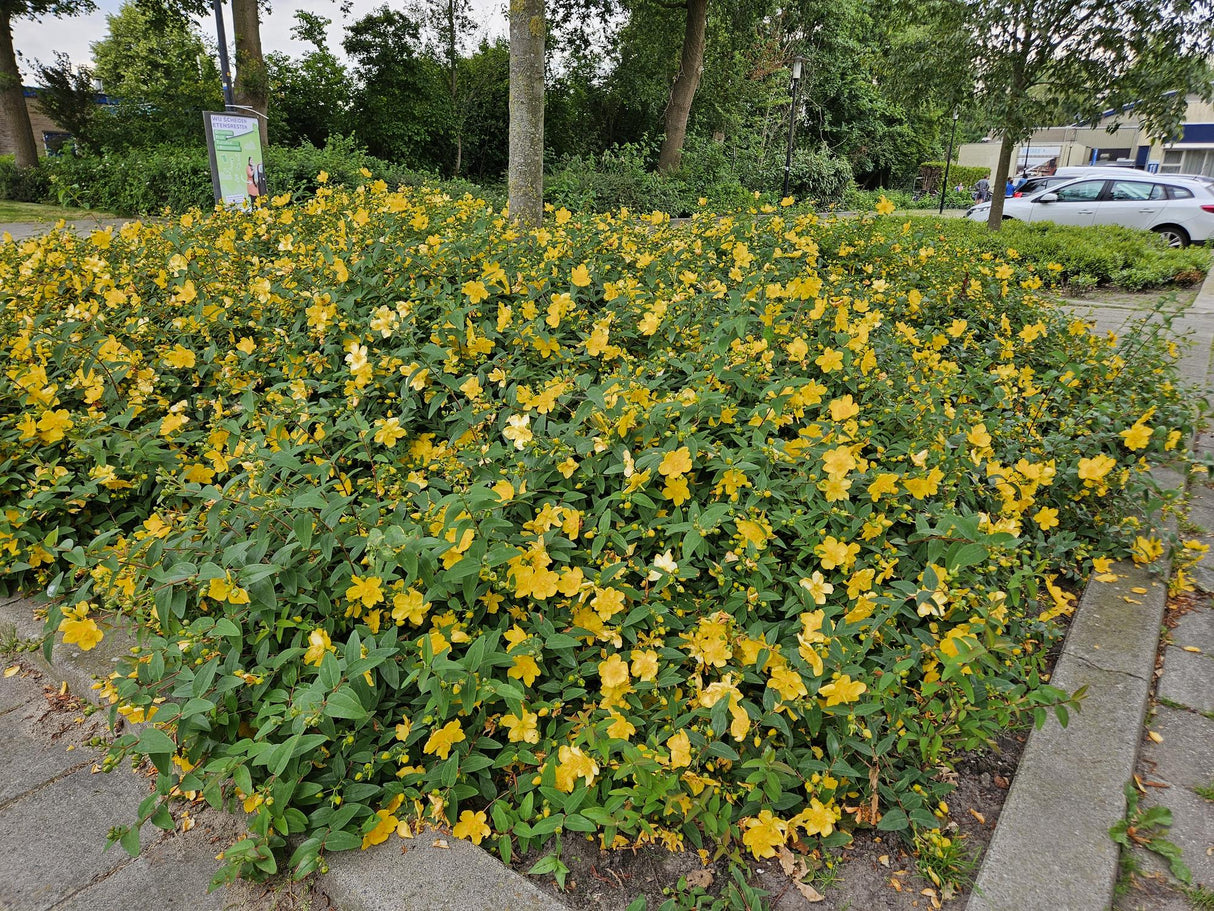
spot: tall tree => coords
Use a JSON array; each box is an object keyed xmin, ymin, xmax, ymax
[
  {"xmin": 343, "ymin": 7, "xmax": 451, "ymax": 168},
  {"xmin": 656, "ymin": 0, "xmax": 706, "ymax": 172},
  {"xmin": 509, "ymin": 0, "xmax": 545, "ymax": 226},
  {"xmin": 952, "ymin": 0, "xmax": 1214, "ymax": 229},
  {"xmin": 266, "ymin": 11, "xmax": 347, "ymax": 147},
  {"xmin": 232, "ymin": 0, "xmax": 268, "ymax": 147},
  {"xmin": 0, "ymin": 0, "xmax": 95, "ymax": 166},
  {"xmin": 415, "ymin": 0, "xmax": 474, "ymax": 174}
]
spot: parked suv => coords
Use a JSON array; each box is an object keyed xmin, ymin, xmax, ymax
[{"xmin": 965, "ymin": 173, "xmax": 1214, "ymax": 247}]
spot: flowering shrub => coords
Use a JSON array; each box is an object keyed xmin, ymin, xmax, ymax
[{"xmin": 0, "ymin": 187, "xmax": 1194, "ymax": 883}]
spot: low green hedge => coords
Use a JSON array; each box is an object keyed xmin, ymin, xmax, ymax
[{"xmin": 905, "ymin": 217, "xmax": 1210, "ymax": 289}]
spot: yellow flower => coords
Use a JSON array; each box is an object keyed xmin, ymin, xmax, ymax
[
  {"xmin": 658, "ymin": 447, "xmax": 692, "ymax": 478},
  {"xmin": 508, "ymin": 654, "xmax": 541, "ymax": 687},
  {"xmin": 501, "ymin": 710, "xmax": 540, "ymax": 744},
  {"xmin": 819, "ymin": 674, "xmax": 866, "ymax": 706},
  {"xmin": 815, "ymin": 348, "xmax": 844, "ymax": 372},
  {"xmin": 373, "ymin": 417, "xmax": 407, "ymax": 448},
  {"xmin": 792, "ymin": 798, "xmax": 840, "ymax": 838},
  {"xmin": 741, "ymin": 810, "xmax": 787, "ymax": 858},
  {"xmin": 1077, "ymin": 454, "xmax": 1116, "ymax": 484},
  {"xmin": 163, "ymin": 345, "xmax": 196, "ymax": 369},
  {"xmin": 630, "ymin": 649, "xmax": 659, "ymax": 682},
  {"xmin": 554, "ymin": 745, "xmax": 599, "ymax": 792},
  {"xmin": 1033, "ymin": 507, "xmax": 1059, "ymax": 530},
  {"xmin": 453, "ymin": 810, "xmax": 490, "ymax": 845},
  {"xmin": 798, "ymin": 572, "xmax": 833, "ymax": 605},
  {"xmin": 668, "ymin": 730, "xmax": 692, "ymax": 768},
  {"xmin": 606, "ymin": 712, "xmax": 636, "ymax": 740},
  {"xmin": 570, "ymin": 264, "xmax": 592, "ymax": 287},
  {"xmin": 303, "ymin": 628, "xmax": 333, "ymax": 666},
  {"xmin": 361, "ymin": 808, "xmax": 399, "ymax": 849},
  {"xmin": 37, "ymin": 409, "xmax": 74, "ymax": 443},
  {"xmin": 463, "ymin": 280, "xmax": 490, "ymax": 304},
  {"xmin": 59, "ymin": 616, "xmax": 103, "ymax": 651},
  {"xmin": 599, "ymin": 654, "xmax": 630, "ymax": 689},
  {"xmin": 1119, "ymin": 422, "xmax": 1152, "ymax": 451},
  {"xmin": 346, "ymin": 575, "xmax": 384, "ymax": 609},
  {"xmin": 423, "ymin": 720, "xmax": 465, "ymax": 759},
  {"xmin": 503, "ymin": 414, "xmax": 532, "ymax": 450},
  {"xmin": 874, "ymin": 195, "xmax": 896, "ymax": 216}
]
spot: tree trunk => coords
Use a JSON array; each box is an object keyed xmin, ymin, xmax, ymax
[
  {"xmin": 985, "ymin": 132, "xmax": 1015, "ymax": 231},
  {"xmin": 508, "ymin": 0, "xmax": 544, "ymax": 227},
  {"xmin": 657, "ymin": 0, "xmax": 708, "ymax": 174},
  {"xmin": 0, "ymin": 12, "xmax": 37, "ymax": 168},
  {"xmin": 232, "ymin": 0, "xmax": 269, "ymax": 149}
]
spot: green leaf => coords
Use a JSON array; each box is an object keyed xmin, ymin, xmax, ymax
[
  {"xmin": 876, "ymin": 808, "xmax": 909, "ymax": 831},
  {"xmin": 326, "ymin": 686, "xmax": 368, "ymax": 720},
  {"xmin": 136, "ymin": 728, "xmax": 176, "ymax": 755}
]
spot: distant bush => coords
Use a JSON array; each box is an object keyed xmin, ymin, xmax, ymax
[
  {"xmin": 919, "ymin": 162, "xmax": 990, "ymax": 193},
  {"xmin": 904, "ymin": 217, "xmax": 1210, "ymax": 289},
  {"xmin": 0, "ymin": 156, "xmax": 53, "ymax": 203},
  {"xmin": 25, "ymin": 138, "xmax": 492, "ymax": 216}
]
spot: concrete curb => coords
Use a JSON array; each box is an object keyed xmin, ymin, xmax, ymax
[
  {"xmin": 970, "ymin": 267, "xmax": 1214, "ymax": 910},
  {"xmin": 0, "ymin": 596, "xmax": 566, "ymax": 911}
]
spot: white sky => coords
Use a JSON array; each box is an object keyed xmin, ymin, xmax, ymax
[{"xmin": 12, "ymin": 0, "xmax": 510, "ymax": 81}]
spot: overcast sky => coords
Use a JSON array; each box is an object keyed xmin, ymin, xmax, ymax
[{"xmin": 12, "ymin": 0, "xmax": 510, "ymax": 81}]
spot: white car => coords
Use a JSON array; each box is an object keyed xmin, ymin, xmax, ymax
[{"xmin": 966, "ymin": 173, "xmax": 1214, "ymax": 247}]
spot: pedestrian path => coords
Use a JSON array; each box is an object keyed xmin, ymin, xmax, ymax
[{"xmin": 970, "ymin": 270, "xmax": 1214, "ymax": 911}]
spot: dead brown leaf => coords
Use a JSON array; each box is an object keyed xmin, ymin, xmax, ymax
[{"xmin": 685, "ymin": 869, "xmax": 713, "ymax": 889}]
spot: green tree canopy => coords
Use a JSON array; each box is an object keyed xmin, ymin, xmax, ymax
[{"xmin": 89, "ymin": 0, "xmax": 222, "ymax": 147}]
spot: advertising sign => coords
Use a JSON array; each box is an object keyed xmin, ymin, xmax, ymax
[
  {"xmin": 1016, "ymin": 145, "xmax": 1062, "ymax": 174},
  {"xmin": 203, "ymin": 112, "xmax": 267, "ymax": 208}
]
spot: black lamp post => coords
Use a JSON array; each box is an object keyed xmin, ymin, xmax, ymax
[
  {"xmin": 938, "ymin": 108, "xmax": 959, "ymax": 215},
  {"xmin": 213, "ymin": 0, "xmax": 234, "ymax": 108},
  {"xmin": 782, "ymin": 57, "xmax": 805, "ymax": 200}
]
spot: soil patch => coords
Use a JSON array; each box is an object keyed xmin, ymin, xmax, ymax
[{"xmin": 511, "ymin": 728, "xmax": 1028, "ymax": 911}]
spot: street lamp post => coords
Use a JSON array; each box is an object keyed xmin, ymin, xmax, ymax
[
  {"xmin": 213, "ymin": 0, "xmax": 234, "ymax": 108},
  {"xmin": 938, "ymin": 108, "xmax": 959, "ymax": 215},
  {"xmin": 782, "ymin": 57, "xmax": 804, "ymax": 200}
]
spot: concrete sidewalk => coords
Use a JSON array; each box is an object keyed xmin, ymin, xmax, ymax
[
  {"xmin": 971, "ymin": 269, "xmax": 1214, "ymax": 910},
  {"xmin": 0, "ymin": 597, "xmax": 564, "ymax": 911}
]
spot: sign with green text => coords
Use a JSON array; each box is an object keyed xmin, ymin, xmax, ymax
[{"xmin": 203, "ymin": 112, "xmax": 267, "ymax": 208}]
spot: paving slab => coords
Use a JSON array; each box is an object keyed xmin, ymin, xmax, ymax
[
  {"xmin": 0, "ymin": 668, "xmax": 48, "ymax": 715},
  {"xmin": 1156, "ymin": 646, "xmax": 1214, "ymax": 715},
  {"xmin": 0, "ymin": 720, "xmax": 91, "ymax": 808},
  {"xmin": 321, "ymin": 829, "xmax": 567, "ymax": 911},
  {"xmin": 1170, "ymin": 608, "xmax": 1214, "ymax": 654},
  {"xmin": 50, "ymin": 808, "xmax": 248, "ymax": 911},
  {"xmin": 0, "ymin": 764, "xmax": 152, "ymax": 911},
  {"xmin": 969, "ymin": 664, "xmax": 1149, "ymax": 911},
  {"xmin": 1140, "ymin": 704, "xmax": 1214, "ymax": 795},
  {"xmin": 1062, "ymin": 558, "xmax": 1168, "ymax": 680}
]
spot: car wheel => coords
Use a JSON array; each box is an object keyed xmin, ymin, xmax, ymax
[{"xmin": 1153, "ymin": 225, "xmax": 1190, "ymax": 248}]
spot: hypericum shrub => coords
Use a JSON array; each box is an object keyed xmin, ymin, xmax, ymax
[{"xmin": 0, "ymin": 189, "xmax": 1195, "ymax": 885}]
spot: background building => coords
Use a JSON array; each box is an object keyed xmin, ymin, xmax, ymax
[{"xmin": 958, "ymin": 94, "xmax": 1214, "ymax": 177}]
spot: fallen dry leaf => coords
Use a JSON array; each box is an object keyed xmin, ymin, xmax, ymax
[
  {"xmin": 878, "ymin": 854, "xmax": 890, "ymax": 867},
  {"xmin": 431, "ymin": 838, "xmax": 449, "ymax": 849},
  {"xmin": 969, "ymin": 808, "xmax": 986, "ymax": 825},
  {"xmin": 793, "ymin": 879, "xmax": 825, "ymax": 903},
  {"xmin": 890, "ymin": 877, "xmax": 903, "ymax": 892},
  {"xmin": 1147, "ymin": 730, "xmax": 1163, "ymax": 744},
  {"xmin": 777, "ymin": 845, "xmax": 797, "ymax": 877},
  {"xmin": 1182, "ymin": 646, "xmax": 1202, "ymax": 654},
  {"xmin": 4, "ymin": 664, "xmax": 19, "ymax": 677},
  {"xmin": 1095, "ymin": 573, "xmax": 1120, "ymax": 582},
  {"xmin": 1131, "ymin": 587, "xmax": 1148, "ymax": 594},
  {"xmin": 1123, "ymin": 597, "xmax": 1142, "ymax": 604},
  {"xmin": 994, "ymin": 774, "xmax": 1010, "ymax": 789},
  {"xmin": 685, "ymin": 869, "xmax": 713, "ymax": 889}
]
